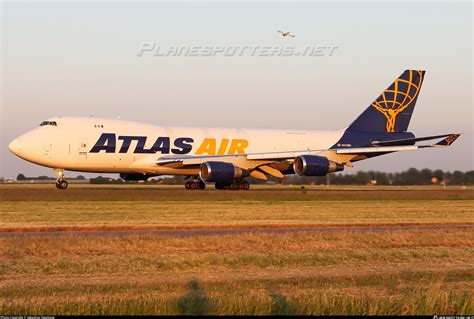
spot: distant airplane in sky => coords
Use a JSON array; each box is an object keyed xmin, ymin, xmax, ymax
[
  {"xmin": 9, "ymin": 70, "xmax": 460, "ymax": 190},
  {"xmin": 278, "ymin": 30, "xmax": 295, "ymax": 37}
]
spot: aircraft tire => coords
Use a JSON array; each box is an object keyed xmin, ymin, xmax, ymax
[
  {"xmin": 56, "ymin": 180, "xmax": 68, "ymax": 190},
  {"xmin": 198, "ymin": 180, "xmax": 206, "ymax": 190}
]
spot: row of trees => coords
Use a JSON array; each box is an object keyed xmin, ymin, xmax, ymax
[
  {"xmin": 14, "ymin": 168, "xmax": 474, "ymax": 185},
  {"xmin": 16, "ymin": 174, "xmax": 86, "ymax": 181},
  {"xmin": 283, "ymin": 168, "xmax": 474, "ymax": 186}
]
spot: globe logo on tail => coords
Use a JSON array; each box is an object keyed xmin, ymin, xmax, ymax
[{"xmin": 371, "ymin": 70, "xmax": 424, "ymax": 132}]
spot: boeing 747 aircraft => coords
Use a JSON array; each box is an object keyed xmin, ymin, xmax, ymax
[{"xmin": 9, "ymin": 70, "xmax": 461, "ymax": 190}]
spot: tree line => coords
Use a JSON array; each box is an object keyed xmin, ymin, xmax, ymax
[
  {"xmin": 14, "ymin": 168, "xmax": 474, "ymax": 185},
  {"xmin": 16, "ymin": 174, "xmax": 86, "ymax": 181},
  {"xmin": 283, "ymin": 168, "xmax": 474, "ymax": 186}
]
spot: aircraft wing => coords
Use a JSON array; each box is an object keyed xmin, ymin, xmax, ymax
[
  {"xmin": 155, "ymin": 133, "xmax": 461, "ymax": 173},
  {"xmin": 156, "ymin": 155, "xmax": 246, "ymax": 166}
]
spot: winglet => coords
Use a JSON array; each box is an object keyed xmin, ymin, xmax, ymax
[{"xmin": 433, "ymin": 133, "xmax": 462, "ymax": 147}]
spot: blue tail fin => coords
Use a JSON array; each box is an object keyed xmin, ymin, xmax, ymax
[{"xmin": 348, "ymin": 70, "xmax": 425, "ymax": 133}]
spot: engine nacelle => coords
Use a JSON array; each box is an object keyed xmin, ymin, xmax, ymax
[
  {"xmin": 199, "ymin": 161, "xmax": 243, "ymax": 183},
  {"xmin": 119, "ymin": 173, "xmax": 150, "ymax": 181},
  {"xmin": 293, "ymin": 155, "xmax": 344, "ymax": 176}
]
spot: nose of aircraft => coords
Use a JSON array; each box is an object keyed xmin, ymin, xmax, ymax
[{"xmin": 8, "ymin": 138, "xmax": 22, "ymax": 156}]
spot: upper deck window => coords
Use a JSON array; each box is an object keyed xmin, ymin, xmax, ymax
[{"xmin": 39, "ymin": 121, "xmax": 57, "ymax": 126}]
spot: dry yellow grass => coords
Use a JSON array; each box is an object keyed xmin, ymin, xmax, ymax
[
  {"xmin": 1, "ymin": 200, "xmax": 473, "ymax": 229},
  {"xmin": 1, "ymin": 231, "xmax": 473, "ymax": 315},
  {"xmin": 1, "ymin": 185, "xmax": 473, "ymax": 314}
]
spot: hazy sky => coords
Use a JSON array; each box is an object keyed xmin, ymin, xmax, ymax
[{"xmin": 1, "ymin": 1, "xmax": 472, "ymax": 178}]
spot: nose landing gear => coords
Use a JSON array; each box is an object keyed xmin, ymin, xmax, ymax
[
  {"xmin": 54, "ymin": 169, "xmax": 68, "ymax": 190},
  {"xmin": 56, "ymin": 179, "xmax": 68, "ymax": 189}
]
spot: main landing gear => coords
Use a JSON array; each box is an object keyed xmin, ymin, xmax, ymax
[
  {"xmin": 184, "ymin": 179, "xmax": 206, "ymax": 190},
  {"xmin": 183, "ymin": 179, "xmax": 250, "ymax": 190},
  {"xmin": 215, "ymin": 180, "xmax": 250, "ymax": 190},
  {"xmin": 55, "ymin": 169, "xmax": 68, "ymax": 190}
]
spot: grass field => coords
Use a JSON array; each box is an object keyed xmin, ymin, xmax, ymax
[{"xmin": 1, "ymin": 185, "xmax": 473, "ymax": 315}]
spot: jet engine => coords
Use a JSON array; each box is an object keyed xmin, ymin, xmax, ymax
[
  {"xmin": 293, "ymin": 155, "xmax": 344, "ymax": 176},
  {"xmin": 199, "ymin": 162, "xmax": 243, "ymax": 183}
]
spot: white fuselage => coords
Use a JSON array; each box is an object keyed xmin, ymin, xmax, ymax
[{"xmin": 9, "ymin": 117, "xmax": 345, "ymax": 175}]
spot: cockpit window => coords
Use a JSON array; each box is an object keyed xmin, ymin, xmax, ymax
[{"xmin": 39, "ymin": 121, "xmax": 57, "ymax": 126}]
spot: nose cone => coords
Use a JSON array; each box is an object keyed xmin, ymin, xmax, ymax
[{"xmin": 8, "ymin": 138, "xmax": 22, "ymax": 156}]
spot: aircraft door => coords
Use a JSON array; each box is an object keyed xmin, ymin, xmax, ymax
[
  {"xmin": 42, "ymin": 142, "xmax": 53, "ymax": 160},
  {"xmin": 78, "ymin": 137, "xmax": 89, "ymax": 160}
]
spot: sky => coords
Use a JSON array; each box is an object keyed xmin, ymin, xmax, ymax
[{"xmin": 1, "ymin": 1, "xmax": 472, "ymax": 178}]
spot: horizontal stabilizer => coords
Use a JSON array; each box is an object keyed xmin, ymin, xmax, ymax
[
  {"xmin": 338, "ymin": 133, "xmax": 461, "ymax": 154},
  {"xmin": 371, "ymin": 133, "xmax": 454, "ymax": 146},
  {"xmin": 432, "ymin": 133, "xmax": 462, "ymax": 147}
]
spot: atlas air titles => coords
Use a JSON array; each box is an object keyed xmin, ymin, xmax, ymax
[{"xmin": 89, "ymin": 133, "xmax": 249, "ymax": 156}]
